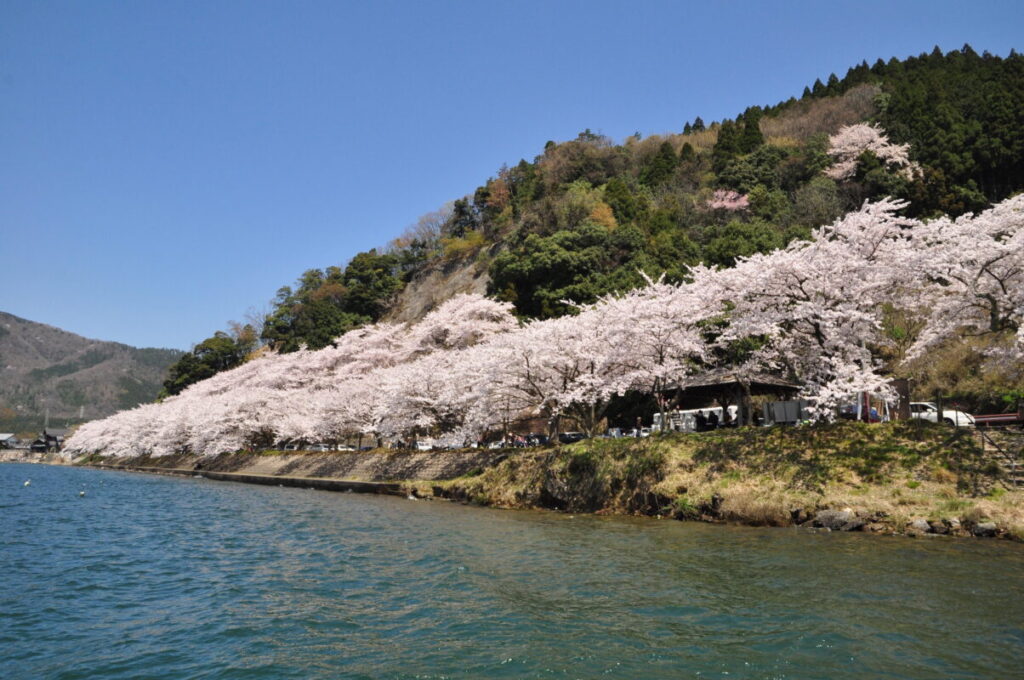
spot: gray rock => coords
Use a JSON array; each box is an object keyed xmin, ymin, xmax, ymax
[
  {"xmin": 814, "ymin": 509, "xmax": 853, "ymax": 530},
  {"xmin": 972, "ymin": 522, "xmax": 997, "ymax": 537},
  {"xmin": 909, "ymin": 518, "xmax": 932, "ymax": 533},
  {"xmin": 929, "ymin": 521, "xmax": 949, "ymax": 535},
  {"xmin": 946, "ymin": 517, "xmax": 962, "ymax": 531},
  {"xmin": 840, "ymin": 518, "xmax": 866, "ymax": 532}
]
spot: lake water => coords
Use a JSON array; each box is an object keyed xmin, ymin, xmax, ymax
[{"xmin": 2, "ymin": 463, "xmax": 1023, "ymax": 679}]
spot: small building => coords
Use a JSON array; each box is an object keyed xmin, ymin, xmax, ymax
[
  {"xmin": 30, "ymin": 429, "xmax": 67, "ymax": 453},
  {"xmin": 0, "ymin": 433, "xmax": 19, "ymax": 449},
  {"xmin": 666, "ymin": 369, "xmax": 801, "ymax": 426}
]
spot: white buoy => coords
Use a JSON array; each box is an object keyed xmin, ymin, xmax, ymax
[
  {"xmin": 23, "ymin": 480, "xmax": 30, "ymax": 487},
  {"xmin": 79, "ymin": 491, "xmax": 85, "ymax": 497}
]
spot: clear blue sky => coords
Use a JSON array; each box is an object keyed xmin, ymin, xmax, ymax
[{"xmin": 2, "ymin": 0, "xmax": 1021, "ymax": 350}]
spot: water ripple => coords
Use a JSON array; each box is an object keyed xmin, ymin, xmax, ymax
[{"xmin": 2, "ymin": 463, "xmax": 1023, "ymax": 679}]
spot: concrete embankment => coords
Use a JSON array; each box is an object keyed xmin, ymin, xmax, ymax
[
  {"xmin": 87, "ymin": 447, "xmax": 511, "ymax": 480},
  {"xmin": 85, "ymin": 464, "xmax": 406, "ymax": 495},
  {"xmin": 74, "ymin": 447, "xmax": 510, "ymax": 498},
  {"xmin": 0, "ymin": 450, "xmax": 68, "ymax": 465}
]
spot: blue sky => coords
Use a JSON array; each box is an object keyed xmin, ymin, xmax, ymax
[{"xmin": 2, "ymin": 0, "xmax": 1021, "ymax": 350}]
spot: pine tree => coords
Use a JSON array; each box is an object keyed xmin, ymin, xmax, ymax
[
  {"xmin": 640, "ymin": 141, "xmax": 679, "ymax": 186},
  {"xmin": 713, "ymin": 120, "xmax": 741, "ymax": 171},
  {"xmin": 739, "ymin": 109, "xmax": 764, "ymax": 153}
]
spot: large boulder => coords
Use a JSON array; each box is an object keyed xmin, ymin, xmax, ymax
[
  {"xmin": 909, "ymin": 518, "xmax": 932, "ymax": 534},
  {"xmin": 814, "ymin": 509, "xmax": 853, "ymax": 530},
  {"xmin": 840, "ymin": 517, "xmax": 867, "ymax": 532},
  {"xmin": 972, "ymin": 522, "xmax": 998, "ymax": 538}
]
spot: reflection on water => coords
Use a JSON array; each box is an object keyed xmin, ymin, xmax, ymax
[{"xmin": 2, "ymin": 463, "xmax": 1022, "ymax": 679}]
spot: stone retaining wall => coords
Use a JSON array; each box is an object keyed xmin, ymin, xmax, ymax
[{"xmin": 103, "ymin": 448, "xmax": 513, "ymax": 482}]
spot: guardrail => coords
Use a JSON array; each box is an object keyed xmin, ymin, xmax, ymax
[{"xmin": 973, "ymin": 413, "xmax": 1024, "ymax": 427}]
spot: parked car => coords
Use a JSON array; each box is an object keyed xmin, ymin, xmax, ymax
[
  {"xmin": 415, "ymin": 440, "xmax": 433, "ymax": 451},
  {"xmin": 909, "ymin": 402, "xmax": 975, "ymax": 427},
  {"xmin": 557, "ymin": 432, "xmax": 586, "ymax": 444}
]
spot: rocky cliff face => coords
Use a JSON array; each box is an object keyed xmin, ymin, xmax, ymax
[
  {"xmin": 0, "ymin": 311, "xmax": 182, "ymax": 428},
  {"xmin": 384, "ymin": 255, "xmax": 491, "ymax": 324}
]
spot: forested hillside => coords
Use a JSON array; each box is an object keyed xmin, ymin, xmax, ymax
[
  {"xmin": 164, "ymin": 46, "xmax": 1024, "ymax": 409},
  {"xmin": 0, "ymin": 311, "xmax": 182, "ymax": 433}
]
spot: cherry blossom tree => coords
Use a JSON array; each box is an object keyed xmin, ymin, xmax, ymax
[
  {"xmin": 707, "ymin": 189, "xmax": 750, "ymax": 211},
  {"xmin": 824, "ymin": 123, "xmax": 919, "ymax": 181},
  {"xmin": 906, "ymin": 194, "xmax": 1024, "ymax": 357},
  {"xmin": 690, "ymin": 198, "xmax": 919, "ymax": 416},
  {"xmin": 587, "ymin": 276, "xmax": 710, "ymax": 429}
]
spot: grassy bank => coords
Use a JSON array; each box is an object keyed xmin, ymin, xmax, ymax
[{"xmin": 418, "ymin": 422, "xmax": 1024, "ymax": 540}]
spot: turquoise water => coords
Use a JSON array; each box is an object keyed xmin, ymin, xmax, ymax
[{"xmin": 2, "ymin": 463, "xmax": 1022, "ymax": 679}]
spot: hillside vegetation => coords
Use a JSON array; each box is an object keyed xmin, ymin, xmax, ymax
[
  {"xmin": 0, "ymin": 311, "xmax": 182, "ymax": 433},
  {"xmin": 162, "ymin": 46, "xmax": 1024, "ymax": 411}
]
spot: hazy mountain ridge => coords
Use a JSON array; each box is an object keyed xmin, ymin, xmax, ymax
[{"xmin": 0, "ymin": 311, "xmax": 183, "ymax": 431}]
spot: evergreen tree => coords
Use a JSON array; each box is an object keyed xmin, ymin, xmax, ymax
[
  {"xmin": 447, "ymin": 198, "xmax": 477, "ymax": 238},
  {"xmin": 739, "ymin": 108, "xmax": 764, "ymax": 153},
  {"xmin": 603, "ymin": 177, "xmax": 643, "ymax": 224},
  {"xmin": 640, "ymin": 141, "xmax": 679, "ymax": 186},
  {"xmin": 713, "ymin": 120, "xmax": 741, "ymax": 171}
]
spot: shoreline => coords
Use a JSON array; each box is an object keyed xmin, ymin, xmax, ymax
[{"xmin": 11, "ymin": 421, "xmax": 1024, "ymax": 541}]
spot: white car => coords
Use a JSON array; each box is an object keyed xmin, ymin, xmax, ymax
[{"xmin": 909, "ymin": 402, "xmax": 975, "ymax": 427}]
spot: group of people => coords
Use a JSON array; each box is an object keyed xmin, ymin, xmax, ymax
[{"xmin": 693, "ymin": 409, "xmax": 735, "ymax": 432}]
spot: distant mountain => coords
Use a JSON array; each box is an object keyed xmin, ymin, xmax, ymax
[{"xmin": 0, "ymin": 311, "xmax": 183, "ymax": 433}]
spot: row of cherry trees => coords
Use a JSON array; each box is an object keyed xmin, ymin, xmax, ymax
[{"xmin": 66, "ymin": 194, "xmax": 1024, "ymax": 458}]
